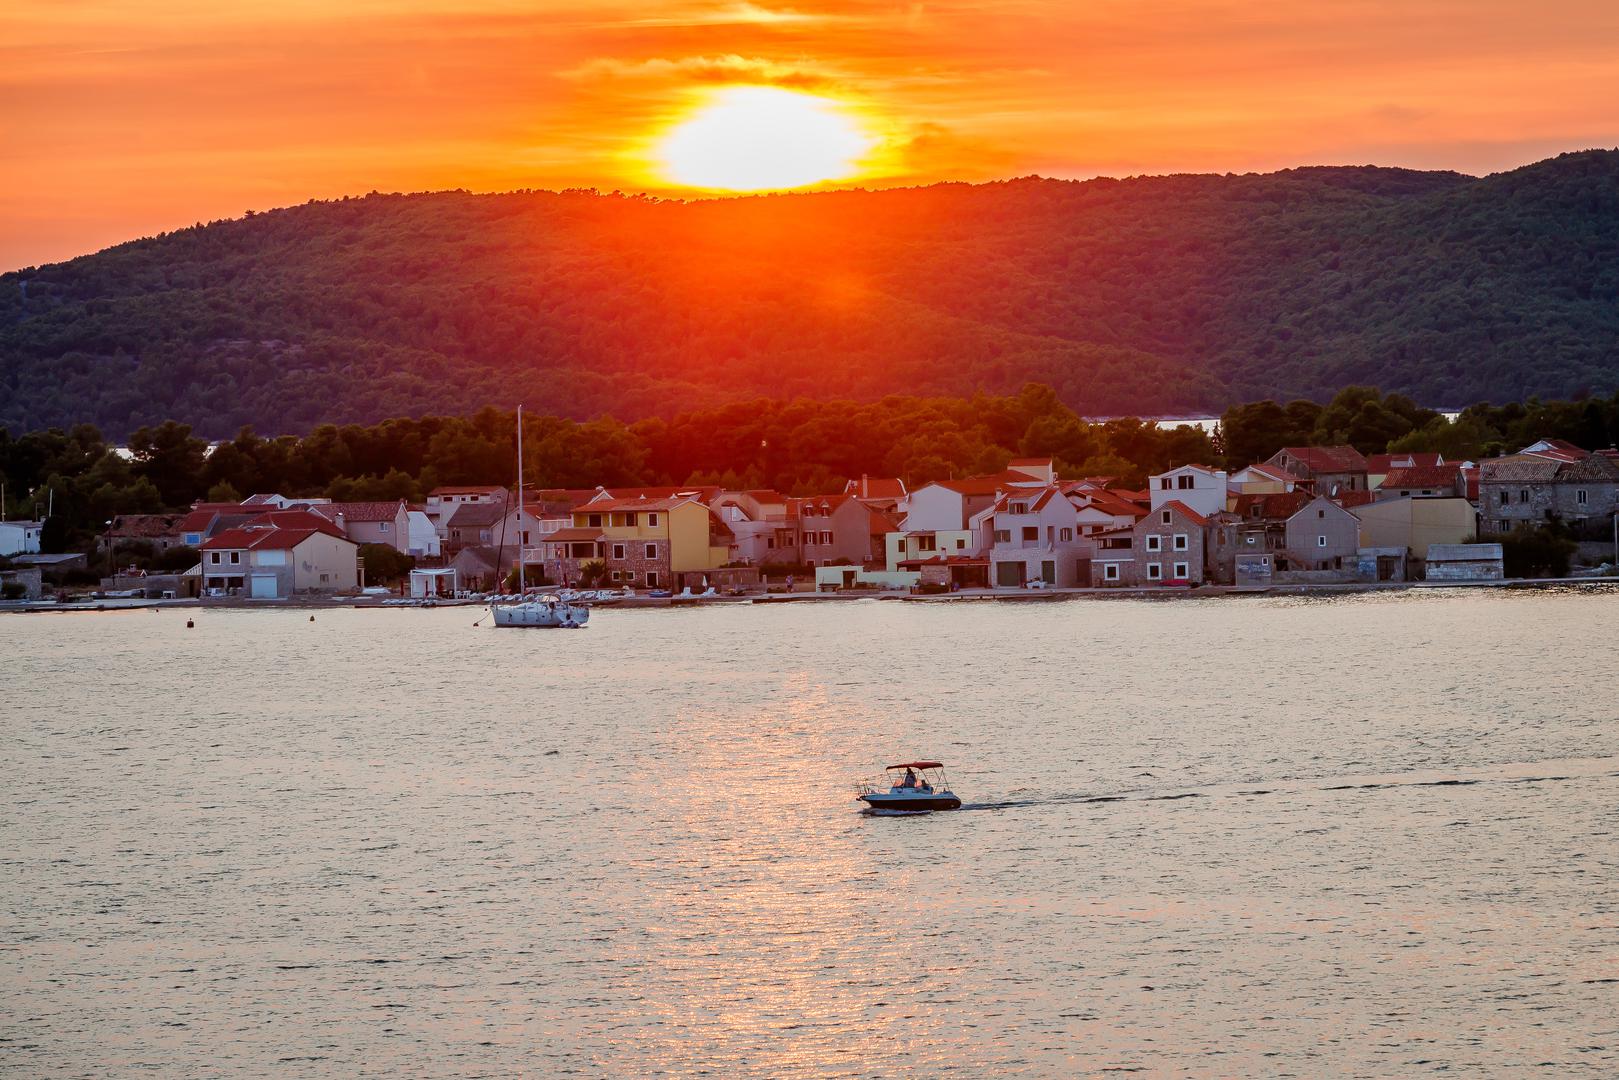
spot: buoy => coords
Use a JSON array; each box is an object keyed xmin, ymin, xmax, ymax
[
  {"xmin": 186, "ymin": 618, "xmax": 194, "ymax": 628},
  {"xmin": 309, "ymin": 615, "xmax": 315, "ymax": 622}
]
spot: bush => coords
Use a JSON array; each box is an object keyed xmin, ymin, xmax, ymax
[
  {"xmin": 1484, "ymin": 526, "xmax": 1578, "ymax": 579},
  {"xmin": 357, "ymin": 543, "xmax": 415, "ymax": 583},
  {"xmin": 1, "ymin": 582, "xmax": 28, "ymax": 600}
]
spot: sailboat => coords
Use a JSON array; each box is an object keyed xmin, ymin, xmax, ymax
[{"xmin": 490, "ymin": 404, "xmax": 590, "ymax": 629}]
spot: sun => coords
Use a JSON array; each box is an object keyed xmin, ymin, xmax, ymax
[{"xmin": 656, "ymin": 86, "xmax": 874, "ymax": 192}]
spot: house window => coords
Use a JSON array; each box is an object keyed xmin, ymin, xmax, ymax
[
  {"xmin": 1059, "ymin": 528, "xmax": 1072, "ymax": 542},
  {"xmin": 1173, "ymin": 533, "xmax": 1188, "ymax": 551},
  {"xmin": 210, "ymin": 552, "xmax": 221, "ymax": 564},
  {"xmin": 229, "ymin": 551, "xmax": 240, "ymax": 564},
  {"xmin": 1021, "ymin": 526, "xmax": 1038, "ymax": 542},
  {"xmin": 1498, "ymin": 490, "xmax": 1508, "ymax": 506},
  {"xmin": 648, "ymin": 513, "xmax": 659, "ymax": 527},
  {"xmin": 645, "ymin": 543, "xmax": 656, "ymax": 559},
  {"xmin": 918, "ymin": 535, "xmax": 937, "ymax": 551},
  {"xmin": 1158, "ymin": 478, "xmax": 1172, "ymax": 490},
  {"xmin": 1104, "ymin": 563, "xmax": 1120, "ymax": 581},
  {"xmin": 1161, "ymin": 510, "xmax": 1172, "ymax": 524},
  {"xmin": 378, "ymin": 522, "xmax": 389, "ymax": 533},
  {"xmin": 1518, "ymin": 490, "xmax": 1529, "ymax": 503},
  {"xmin": 1177, "ymin": 475, "xmax": 1193, "ymax": 489},
  {"xmin": 645, "ymin": 571, "xmax": 659, "ymax": 588},
  {"xmin": 994, "ymin": 529, "xmax": 1010, "ymax": 543},
  {"xmin": 1146, "ymin": 562, "xmax": 1162, "ymax": 580},
  {"xmin": 1317, "ymin": 509, "xmax": 1325, "ymax": 518},
  {"xmin": 612, "ymin": 543, "xmax": 626, "ymax": 560},
  {"xmin": 610, "ymin": 570, "xmax": 621, "ymax": 581},
  {"xmin": 955, "ymin": 538, "xmax": 966, "ymax": 549},
  {"xmin": 1577, "ymin": 489, "xmax": 1588, "ymax": 505},
  {"xmin": 624, "ymin": 513, "xmax": 638, "ymax": 526},
  {"xmin": 1245, "ymin": 536, "xmax": 1256, "ymax": 545},
  {"xmin": 1173, "ymin": 562, "xmax": 1189, "ymax": 579},
  {"xmin": 1146, "ymin": 535, "xmax": 1162, "ymax": 552},
  {"xmin": 1317, "ymin": 535, "xmax": 1327, "ymax": 547},
  {"xmin": 521, "ymin": 531, "xmax": 530, "ymax": 544},
  {"xmin": 1010, "ymin": 503, "xmax": 1028, "ymax": 514},
  {"xmin": 184, "ymin": 533, "xmax": 201, "ymax": 546},
  {"xmin": 821, "ymin": 531, "xmax": 833, "ymax": 545},
  {"xmin": 588, "ymin": 513, "xmax": 603, "ymax": 528}
]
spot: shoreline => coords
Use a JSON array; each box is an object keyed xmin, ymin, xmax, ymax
[{"xmin": 4, "ymin": 576, "xmax": 1616, "ymax": 615}]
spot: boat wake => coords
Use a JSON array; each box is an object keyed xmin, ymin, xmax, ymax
[{"xmin": 938, "ymin": 756, "xmax": 1618, "ymax": 815}]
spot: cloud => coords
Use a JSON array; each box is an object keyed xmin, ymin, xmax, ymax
[
  {"xmin": 560, "ymin": 53, "xmax": 840, "ymax": 89},
  {"xmin": 602, "ymin": 2, "xmax": 840, "ymax": 28}
]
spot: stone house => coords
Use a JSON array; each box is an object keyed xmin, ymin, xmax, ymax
[
  {"xmin": 1374, "ymin": 464, "xmax": 1466, "ymax": 501},
  {"xmin": 541, "ymin": 495, "xmax": 732, "ymax": 590},
  {"xmin": 1282, "ymin": 496, "xmax": 1362, "ymax": 572},
  {"xmin": 1267, "ymin": 445, "xmax": 1370, "ymax": 495},
  {"xmin": 1477, "ymin": 450, "xmax": 1619, "ymax": 538},
  {"xmin": 792, "ymin": 493, "xmax": 888, "ymax": 568},
  {"xmin": 315, "ymin": 500, "xmax": 411, "ymax": 552},
  {"xmin": 713, "ymin": 490, "xmax": 799, "ymax": 566},
  {"xmin": 200, "ymin": 510, "xmax": 358, "ymax": 597},
  {"xmin": 1094, "ymin": 501, "xmax": 1211, "ymax": 586}
]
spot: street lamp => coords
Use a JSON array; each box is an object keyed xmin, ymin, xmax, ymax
[{"xmin": 105, "ymin": 519, "xmax": 114, "ymax": 582}]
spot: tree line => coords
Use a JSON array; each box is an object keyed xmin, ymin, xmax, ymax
[{"xmin": 4, "ymin": 384, "xmax": 1617, "ymax": 563}]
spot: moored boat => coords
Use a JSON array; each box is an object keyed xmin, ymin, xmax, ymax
[
  {"xmin": 856, "ymin": 761, "xmax": 962, "ymax": 812},
  {"xmin": 492, "ymin": 593, "xmax": 589, "ymax": 628}
]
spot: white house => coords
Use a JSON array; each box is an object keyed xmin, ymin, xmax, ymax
[
  {"xmin": 1148, "ymin": 464, "xmax": 1228, "ymax": 518},
  {"xmin": 405, "ymin": 510, "xmax": 440, "ymax": 558},
  {"xmin": 985, "ymin": 487, "xmax": 1091, "ymax": 587},
  {"xmin": 0, "ymin": 520, "xmax": 44, "ymax": 557}
]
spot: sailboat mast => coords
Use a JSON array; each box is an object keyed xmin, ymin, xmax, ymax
[{"xmin": 516, "ymin": 404, "xmax": 525, "ymax": 592}]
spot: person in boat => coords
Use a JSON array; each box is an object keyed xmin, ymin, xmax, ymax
[{"xmin": 901, "ymin": 767, "xmax": 917, "ymax": 788}]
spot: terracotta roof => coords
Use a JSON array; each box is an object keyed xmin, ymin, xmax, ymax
[
  {"xmin": 1332, "ymin": 490, "xmax": 1377, "ymax": 509},
  {"xmin": 174, "ymin": 509, "xmax": 218, "ymax": 534},
  {"xmin": 593, "ymin": 485, "xmax": 720, "ymax": 503},
  {"xmin": 1156, "ymin": 500, "xmax": 1209, "ymax": 526},
  {"xmin": 316, "ymin": 500, "xmax": 406, "ymax": 523},
  {"xmin": 544, "ymin": 527, "xmax": 606, "ymax": 543},
  {"xmin": 1273, "ymin": 445, "xmax": 1368, "ymax": 475},
  {"xmin": 867, "ymin": 507, "xmax": 904, "ymax": 534},
  {"xmin": 1560, "ymin": 452, "xmax": 1619, "ymax": 481},
  {"xmin": 577, "ymin": 495, "xmax": 685, "ymax": 512},
  {"xmin": 843, "ymin": 476, "xmax": 903, "ymax": 499},
  {"xmin": 1520, "ymin": 438, "xmax": 1589, "ymax": 462},
  {"xmin": 1379, "ymin": 464, "xmax": 1461, "ymax": 490},
  {"xmin": 1232, "ymin": 491, "xmax": 1311, "ymax": 521},
  {"xmin": 429, "ymin": 485, "xmax": 507, "ymax": 496},
  {"xmin": 202, "ymin": 510, "xmax": 351, "ymax": 551},
  {"xmin": 1076, "ymin": 489, "xmax": 1149, "ymax": 518}
]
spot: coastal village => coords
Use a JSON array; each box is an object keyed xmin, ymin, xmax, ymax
[{"xmin": 3, "ymin": 437, "xmax": 1617, "ymax": 604}]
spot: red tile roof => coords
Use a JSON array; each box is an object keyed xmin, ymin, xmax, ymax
[
  {"xmin": 315, "ymin": 500, "xmax": 406, "ymax": 523},
  {"xmin": 577, "ymin": 495, "xmax": 685, "ymax": 512},
  {"xmin": 845, "ymin": 476, "xmax": 907, "ymax": 500},
  {"xmin": 174, "ymin": 509, "xmax": 219, "ymax": 534},
  {"xmin": 1232, "ymin": 491, "xmax": 1312, "ymax": 521},
  {"xmin": 1157, "ymin": 500, "xmax": 1209, "ymax": 526},
  {"xmin": 1274, "ymin": 445, "xmax": 1368, "ymax": 475},
  {"xmin": 1332, "ymin": 490, "xmax": 1377, "ymax": 509},
  {"xmin": 202, "ymin": 510, "xmax": 351, "ymax": 551},
  {"xmin": 544, "ymin": 527, "xmax": 606, "ymax": 543},
  {"xmin": 1379, "ymin": 464, "xmax": 1461, "ymax": 490}
]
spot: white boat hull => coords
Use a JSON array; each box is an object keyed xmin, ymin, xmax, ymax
[{"xmin": 492, "ymin": 601, "xmax": 589, "ymax": 628}]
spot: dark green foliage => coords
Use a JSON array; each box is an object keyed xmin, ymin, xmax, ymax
[
  {"xmin": 1, "ymin": 582, "xmax": 27, "ymax": 600},
  {"xmin": 6, "ymin": 150, "xmax": 1618, "ymax": 439},
  {"xmin": 357, "ymin": 543, "xmax": 414, "ymax": 584},
  {"xmin": 1485, "ymin": 526, "xmax": 1579, "ymax": 578}
]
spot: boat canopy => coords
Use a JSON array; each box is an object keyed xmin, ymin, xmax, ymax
[{"xmin": 886, "ymin": 761, "xmax": 944, "ymax": 770}]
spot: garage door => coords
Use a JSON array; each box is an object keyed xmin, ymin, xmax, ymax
[
  {"xmin": 250, "ymin": 575, "xmax": 279, "ymax": 599},
  {"xmin": 995, "ymin": 562, "xmax": 1023, "ymax": 588}
]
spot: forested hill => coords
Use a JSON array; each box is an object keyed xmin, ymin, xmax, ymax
[{"xmin": 4, "ymin": 149, "xmax": 1618, "ymax": 438}]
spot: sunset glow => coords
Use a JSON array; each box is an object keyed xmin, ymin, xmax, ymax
[
  {"xmin": 656, "ymin": 87, "xmax": 873, "ymax": 191},
  {"xmin": 5, "ymin": 1, "xmax": 1619, "ymax": 269}
]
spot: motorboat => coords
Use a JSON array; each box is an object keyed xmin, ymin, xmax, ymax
[
  {"xmin": 492, "ymin": 592, "xmax": 589, "ymax": 628},
  {"xmin": 856, "ymin": 761, "xmax": 962, "ymax": 812}
]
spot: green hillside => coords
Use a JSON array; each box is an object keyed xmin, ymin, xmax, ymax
[{"xmin": 3, "ymin": 149, "xmax": 1617, "ymax": 437}]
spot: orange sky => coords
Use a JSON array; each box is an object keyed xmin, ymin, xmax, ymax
[{"xmin": 5, "ymin": 0, "xmax": 1619, "ymax": 270}]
